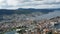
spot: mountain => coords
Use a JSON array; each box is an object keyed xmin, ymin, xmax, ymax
[
  {"xmin": 0, "ymin": 8, "xmax": 57, "ymax": 15},
  {"xmin": 0, "ymin": 9, "xmax": 15, "ymax": 15}
]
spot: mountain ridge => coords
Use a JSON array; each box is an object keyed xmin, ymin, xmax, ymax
[{"xmin": 0, "ymin": 8, "xmax": 60, "ymax": 15}]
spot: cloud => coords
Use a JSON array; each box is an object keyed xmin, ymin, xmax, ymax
[{"xmin": 0, "ymin": 0, "xmax": 60, "ymax": 9}]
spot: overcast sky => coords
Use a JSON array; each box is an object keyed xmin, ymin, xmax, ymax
[{"xmin": 0, "ymin": 0, "xmax": 60, "ymax": 9}]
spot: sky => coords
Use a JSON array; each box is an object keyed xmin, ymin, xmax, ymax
[{"xmin": 0, "ymin": 0, "xmax": 60, "ymax": 9}]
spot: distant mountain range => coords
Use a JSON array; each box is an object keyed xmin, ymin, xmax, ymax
[{"xmin": 0, "ymin": 8, "xmax": 60, "ymax": 15}]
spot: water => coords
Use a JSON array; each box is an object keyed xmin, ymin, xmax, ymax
[{"xmin": 34, "ymin": 10, "xmax": 60, "ymax": 20}]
